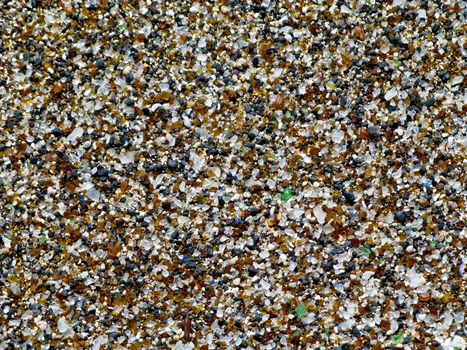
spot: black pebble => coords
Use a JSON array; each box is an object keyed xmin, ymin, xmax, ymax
[
  {"xmin": 51, "ymin": 128, "xmax": 62, "ymax": 137},
  {"xmin": 78, "ymin": 194, "xmax": 88, "ymax": 209},
  {"xmin": 125, "ymin": 73, "xmax": 134, "ymax": 84},
  {"xmin": 333, "ymin": 181, "xmax": 344, "ymax": 190},
  {"xmin": 95, "ymin": 59, "xmax": 105, "ymax": 70},
  {"xmin": 234, "ymin": 217, "xmax": 244, "ymax": 227},
  {"xmin": 194, "ymin": 266, "xmax": 205, "ymax": 276},
  {"xmin": 249, "ymin": 208, "xmax": 260, "ymax": 216},
  {"xmin": 247, "ymin": 266, "xmax": 258, "ymax": 276},
  {"xmin": 33, "ymin": 55, "xmax": 42, "ymax": 67},
  {"xmin": 343, "ymin": 191, "xmax": 355, "ymax": 204},
  {"xmin": 352, "ymin": 327, "xmax": 360, "ymax": 336},
  {"xmin": 252, "ymin": 56, "xmax": 260, "ymax": 67},
  {"xmin": 253, "ymin": 334, "xmax": 262, "ymax": 342},
  {"xmin": 331, "ymin": 246, "xmax": 343, "ymax": 256},
  {"xmin": 185, "ymin": 259, "xmax": 197, "ymax": 269},
  {"xmin": 395, "ymin": 211, "xmax": 407, "ymax": 223},
  {"xmin": 368, "ymin": 126, "xmax": 379, "ymax": 137},
  {"xmin": 152, "ymin": 163, "xmax": 164, "ymax": 172},
  {"xmin": 167, "ymin": 159, "xmax": 178, "ymax": 170},
  {"xmin": 97, "ymin": 166, "xmax": 109, "ymax": 179},
  {"xmin": 438, "ymin": 71, "xmax": 449, "ymax": 82}
]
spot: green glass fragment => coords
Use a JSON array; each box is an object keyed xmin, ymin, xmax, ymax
[
  {"xmin": 429, "ymin": 241, "xmax": 436, "ymax": 248},
  {"xmin": 393, "ymin": 332, "xmax": 404, "ymax": 344},
  {"xmin": 282, "ymin": 188, "xmax": 292, "ymax": 201},
  {"xmin": 295, "ymin": 303, "xmax": 307, "ymax": 317},
  {"xmin": 362, "ymin": 247, "xmax": 372, "ymax": 255}
]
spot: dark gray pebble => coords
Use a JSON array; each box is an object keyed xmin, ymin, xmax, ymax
[
  {"xmin": 95, "ymin": 59, "xmax": 105, "ymax": 70},
  {"xmin": 395, "ymin": 211, "xmax": 407, "ymax": 223},
  {"xmin": 167, "ymin": 159, "xmax": 178, "ymax": 170}
]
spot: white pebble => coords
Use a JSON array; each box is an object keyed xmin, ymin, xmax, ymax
[
  {"xmin": 86, "ymin": 188, "xmax": 100, "ymax": 202},
  {"xmin": 57, "ymin": 317, "xmax": 70, "ymax": 334},
  {"xmin": 313, "ymin": 205, "xmax": 326, "ymax": 224},
  {"xmin": 67, "ymin": 127, "xmax": 84, "ymax": 143},
  {"xmin": 384, "ymin": 88, "xmax": 398, "ymax": 101}
]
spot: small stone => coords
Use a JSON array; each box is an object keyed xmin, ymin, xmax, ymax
[
  {"xmin": 313, "ymin": 205, "xmax": 326, "ymax": 224},
  {"xmin": 247, "ymin": 266, "xmax": 258, "ymax": 276},
  {"xmin": 97, "ymin": 166, "xmax": 109, "ymax": 179},
  {"xmin": 185, "ymin": 259, "xmax": 197, "ymax": 269},
  {"xmin": 167, "ymin": 159, "xmax": 178, "ymax": 170},
  {"xmin": 438, "ymin": 71, "xmax": 449, "ymax": 82},
  {"xmin": 419, "ymin": 292, "xmax": 431, "ymax": 301},
  {"xmin": 92, "ymin": 335, "xmax": 108, "ymax": 350},
  {"xmin": 450, "ymin": 76, "xmax": 463, "ymax": 86},
  {"xmin": 195, "ymin": 266, "xmax": 206, "ymax": 276},
  {"xmin": 367, "ymin": 126, "xmax": 379, "ymax": 137},
  {"xmin": 331, "ymin": 246, "xmax": 343, "ymax": 256},
  {"xmin": 384, "ymin": 88, "xmax": 397, "ymax": 101},
  {"xmin": 406, "ymin": 268, "xmax": 425, "ymax": 288},
  {"xmin": 125, "ymin": 73, "xmax": 134, "ymax": 84},
  {"xmin": 395, "ymin": 211, "xmax": 407, "ymax": 223},
  {"xmin": 33, "ymin": 54, "xmax": 42, "ymax": 66},
  {"xmin": 51, "ymin": 127, "xmax": 62, "ymax": 137},
  {"xmin": 95, "ymin": 59, "xmax": 105, "ymax": 70},
  {"xmin": 9, "ymin": 284, "xmax": 21, "ymax": 296},
  {"xmin": 153, "ymin": 163, "xmax": 164, "ymax": 172},
  {"xmin": 57, "ymin": 317, "xmax": 70, "ymax": 333},
  {"xmin": 234, "ymin": 217, "xmax": 244, "ymax": 226},
  {"xmin": 67, "ymin": 127, "xmax": 84, "ymax": 143},
  {"xmin": 343, "ymin": 191, "xmax": 355, "ymax": 204},
  {"xmin": 142, "ymin": 107, "xmax": 151, "ymax": 115},
  {"xmin": 86, "ymin": 188, "xmax": 100, "ymax": 202}
]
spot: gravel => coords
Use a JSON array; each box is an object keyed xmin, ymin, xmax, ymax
[{"xmin": 0, "ymin": 1, "xmax": 465, "ymax": 349}]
